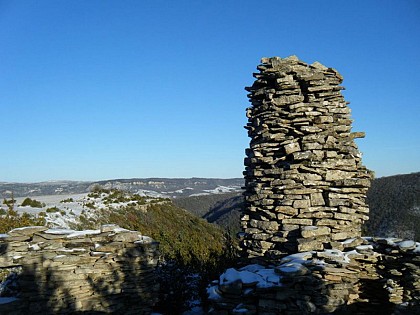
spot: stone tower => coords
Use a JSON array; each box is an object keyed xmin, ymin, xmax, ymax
[{"xmin": 241, "ymin": 56, "xmax": 373, "ymax": 261}]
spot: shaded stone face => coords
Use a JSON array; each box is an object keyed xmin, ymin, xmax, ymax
[
  {"xmin": 0, "ymin": 225, "xmax": 160, "ymax": 314},
  {"xmin": 241, "ymin": 56, "xmax": 373, "ymax": 261}
]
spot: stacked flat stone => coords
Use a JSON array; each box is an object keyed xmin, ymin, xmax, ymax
[
  {"xmin": 0, "ymin": 225, "xmax": 160, "ymax": 314},
  {"xmin": 208, "ymin": 238, "xmax": 420, "ymax": 314},
  {"xmin": 241, "ymin": 56, "xmax": 373, "ymax": 261}
]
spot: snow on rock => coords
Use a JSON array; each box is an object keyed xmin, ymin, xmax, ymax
[
  {"xmin": 317, "ymin": 249, "xmax": 351, "ymax": 264},
  {"xmin": 100, "ymin": 224, "xmax": 128, "ymax": 233},
  {"xmin": 8, "ymin": 226, "xmax": 47, "ymax": 236},
  {"xmin": 355, "ymin": 244, "xmax": 374, "ymax": 251},
  {"xmin": 280, "ymin": 251, "xmax": 314, "ymax": 264},
  {"xmin": 207, "ymin": 285, "xmax": 222, "ymax": 301},
  {"xmin": 253, "ymin": 268, "xmax": 282, "ymax": 288},
  {"xmin": 0, "ymin": 297, "xmax": 18, "ymax": 305},
  {"xmin": 28, "ymin": 243, "xmax": 41, "ymax": 251},
  {"xmin": 343, "ymin": 249, "xmax": 362, "ymax": 260},
  {"xmin": 56, "ymin": 248, "xmax": 87, "ymax": 253},
  {"xmin": 239, "ymin": 264, "xmax": 265, "ymax": 273},
  {"xmin": 276, "ymin": 262, "xmax": 309, "ymax": 276},
  {"xmin": 135, "ymin": 235, "xmax": 155, "ymax": 244},
  {"xmin": 414, "ymin": 243, "xmax": 420, "ymax": 253},
  {"xmin": 341, "ymin": 238, "xmax": 356, "ymax": 245},
  {"xmin": 220, "ymin": 268, "xmax": 261, "ymax": 286},
  {"xmin": 218, "ymin": 266, "xmax": 282, "ymax": 290},
  {"xmin": 44, "ymin": 228, "xmax": 75, "ymax": 235},
  {"xmin": 232, "ymin": 304, "xmax": 250, "ymax": 314},
  {"xmin": 397, "ymin": 240, "xmax": 416, "ymax": 250},
  {"xmin": 9, "ymin": 226, "xmax": 41, "ymax": 232},
  {"xmin": 66, "ymin": 230, "xmax": 101, "ymax": 238},
  {"xmin": 44, "ymin": 228, "xmax": 101, "ymax": 238},
  {"xmin": 182, "ymin": 306, "xmax": 204, "ymax": 315}
]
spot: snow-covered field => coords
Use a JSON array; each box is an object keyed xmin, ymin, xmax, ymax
[
  {"xmin": 1, "ymin": 191, "xmax": 158, "ymax": 229},
  {"xmin": 1, "ymin": 193, "xmax": 88, "ymax": 229}
]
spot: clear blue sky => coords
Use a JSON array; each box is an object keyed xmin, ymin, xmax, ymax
[{"xmin": 1, "ymin": 0, "xmax": 419, "ymax": 182}]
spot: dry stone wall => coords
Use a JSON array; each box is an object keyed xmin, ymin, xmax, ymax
[
  {"xmin": 241, "ymin": 56, "xmax": 373, "ymax": 261},
  {"xmin": 208, "ymin": 238, "xmax": 420, "ymax": 314},
  {"xmin": 0, "ymin": 224, "xmax": 160, "ymax": 314}
]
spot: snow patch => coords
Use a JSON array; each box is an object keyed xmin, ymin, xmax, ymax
[
  {"xmin": 206, "ymin": 285, "xmax": 222, "ymax": 301},
  {"xmin": 28, "ymin": 243, "xmax": 41, "ymax": 251},
  {"xmin": 220, "ymin": 268, "xmax": 261, "ymax": 286},
  {"xmin": 135, "ymin": 236, "xmax": 154, "ymax": 244},
  {"xmin": 397, "ymin": 240, "xmax": 416, "ymax": 249},
  {"xmin": 219, "ymin": 266, "xmax": 282, "ymax": 289},
  {"xmin": 66, "ymin": 230, "xmax": 101, "ymax": 238},
  {"xmin": 341, "ymin": 238, "xmax": 356, "ymax": 245},
  {"xmin": 355, "ymin": 245, "xmax": 373, "ymax": 251},
  {"xmin": 44, "ymin": 229, "xmax": 75, "ymax": 235},
  {"xmin": 9, "ymin": 226, "xmax": 42, "ymax": 232},
  {"xmin": 0, "ymin": 297, "xmax": 19, "ymax": 305}
]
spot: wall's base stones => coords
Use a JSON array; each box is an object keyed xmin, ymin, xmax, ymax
[
  {"xmin": 0, "ymin": 224, "xmax": 160, "ymax": 314},
  {"xmin": 208, "ymin": 238, "xmax": 420, "ymax": 314}
]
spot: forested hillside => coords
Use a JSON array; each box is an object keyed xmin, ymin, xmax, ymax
[
  {"xmin": 173, "ymin": 192, "xmax": 243, "ymax": 233},
  {"xmin": 365, "ymin": 172, "xmax": 420, "ymax": 240}
]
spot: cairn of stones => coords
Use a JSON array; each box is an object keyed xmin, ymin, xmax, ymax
[
  {"xmin": 207, "ymin": 57, "xmax": 419, "ymax": 314},
  {"xmin": 241, "ymin": 56, "xmax": 373, "ymax": 261},
  {"xmin": 0, "ymin": 224, "xmax": 160, "ymax": 314}
]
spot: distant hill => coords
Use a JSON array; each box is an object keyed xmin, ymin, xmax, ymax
[{"xmin": 0, "ymin": 178, "xmax": 243, "ymax": 199}]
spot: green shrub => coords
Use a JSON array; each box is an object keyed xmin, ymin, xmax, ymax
[
  {"xmin": 21, "ymin": 198, "xmax": 45, "ymax": 208},
  {"xmin": 3, "ymin": 198, "xmax": 16, "ymax": 207},
  {"xmin": 0, "ymin": 208, "xmax": 6, "ymax": 215},
  {"xmin": 0, "ymin": 210, "xmax": 46, "ymax": 233},
  {"xmin": 60, "ymin": 198, "xmax": 74, "ymax": 203},
  {"xmin": 46, "ymin": 207, "xmax": 60, "ymax": 213},
  {"xmin": 84, "ymin": 202, "xmax": 96, "ymax": 209},
  {"xmin": 76, "ymin": 214, "xmax": 97, "ymax": 230}
]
